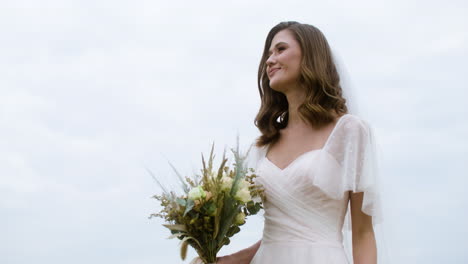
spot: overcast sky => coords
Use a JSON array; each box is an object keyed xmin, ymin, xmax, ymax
[{"xmin": 1, "ymin": 0, "xmax": 467, "ymax": 263}]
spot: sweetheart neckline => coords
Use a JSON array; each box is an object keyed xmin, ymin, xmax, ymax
[
  {"xmin": 263, "ymin": 148, "xmax": 322, "ymax": 172},
  {"xmin": 263, "ymin": 114, "xmax": 349, "ymax": 172}
]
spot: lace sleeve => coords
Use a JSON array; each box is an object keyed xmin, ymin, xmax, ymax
[
  {"xmin": 324, "ymin": 115, "xmax": 384, "ymax": 228},
  {"xmin": 244, "ymin": 141, "xmax": 266, "ymax": 173}
]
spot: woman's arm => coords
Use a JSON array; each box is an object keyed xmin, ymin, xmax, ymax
[
  {"xmin": 218, "ymin": 239, "xmax": 261, "ymax": 264},
  {"xmin": 349, "ymin": 191, "xmax": 377, "ymax": 264},
  {"xmin": 234, "ymin": 239, "xmax": 262, "ymax": 263}
]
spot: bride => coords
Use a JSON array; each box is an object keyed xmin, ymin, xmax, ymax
[{"xmin": 215, "ymin": 21, "xmax": 386, "ymax": 264}]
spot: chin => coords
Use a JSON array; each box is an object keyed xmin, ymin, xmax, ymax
[
  {"xmin": 269, "ymin": 80, "xmax": 289, "ymax": 93},
  {"xmin": 269, "ymin": 83, "xmax": 281, "ymax": 92}
]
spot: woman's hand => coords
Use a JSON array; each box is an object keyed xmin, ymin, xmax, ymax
[
  {"xmin": 196, "ymin": 239, "xmax": 260, "ymax": 264},
  {"xmin": 216, "ymin": 254, "xmax": 237, "ymax": 264},
  {"xmin": 215, "ymin": 239, "xmax": 261, "ymax": 264}
]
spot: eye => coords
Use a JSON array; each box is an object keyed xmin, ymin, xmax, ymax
[{"xmin": 267, "ymin": 47, "xmax": 285, "ymax": 57}]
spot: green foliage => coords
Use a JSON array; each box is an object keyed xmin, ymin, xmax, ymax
[
  {"xmin": 183, "ymin": 199, "xmax": 194, "ymax": 217},
  {"xmin": 177, "ymin": 198, "xmax": 187, "ymax": 207},
  {"xmin": 202, "ymin": 201, "xmax": 217, "ymax": 216},
  {"xmin": 226, "ymin": 225, "xmax": 241, "ymax": 237},
  {"xmin": 149, "ymin": 137, "xmax": 266, "ymax": 263},
  {"xmin": 246, "ymin": 201, "xmax": 263, "ymax": 215}
]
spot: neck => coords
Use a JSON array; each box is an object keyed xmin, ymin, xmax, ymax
[
  {"xmin": 283, "ymin": 85, "xmax": 309, "ymax": 129},
  {"xmin": 281, "ymin": 84, "xmax": 339, "ymax": 131}
]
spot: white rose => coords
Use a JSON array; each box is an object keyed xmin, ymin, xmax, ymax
[
  {"xmin": 220, "ymin": 176, "xmax": 233, "ymax": 192},
  {"xmin": 235, "ymin": 212, "xmax": 246, "ymax": 225},
  {"xmin": 234, "ymin": 187, "xmax": 252, "ymax": 203},
  {"xmin": 238, "ymin": 179, "xmax": 251, "ymax": 190},
  {"xmin": 188, "ymin": 186, "xmax": 206, "ymax": 200}
]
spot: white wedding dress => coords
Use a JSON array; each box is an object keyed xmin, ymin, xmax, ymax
[{"xmin": 246, "ymin": 114, "xmax": 383, "ymax": 264}]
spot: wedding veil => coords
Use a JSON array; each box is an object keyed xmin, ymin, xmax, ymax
[{"xmin": 332, "ymin": 48, "xmax": 391, "ymax": 264}]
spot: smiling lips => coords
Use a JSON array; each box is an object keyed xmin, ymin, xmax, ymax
[{"xmin": 269, "ymin": 68, "xmax": 281, "ymax": 76}]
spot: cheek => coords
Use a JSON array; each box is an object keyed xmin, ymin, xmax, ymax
[
  {"xmin": 294, "ymin": 57, "xmax": 303, "ymax": 74},
  {"xmin": 286, "ymin": 57, "xmax": 301, "ymax": 76},
  {"xmin": 284, "ymin": 54, "xmax": 301, "ymax": 71}
]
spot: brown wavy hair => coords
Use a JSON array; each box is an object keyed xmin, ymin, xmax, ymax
[{"xmin": 254, "ymin": 21, "xmax": 348, "ymax": 148}]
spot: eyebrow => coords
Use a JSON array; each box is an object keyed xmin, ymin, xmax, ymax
[{"xmin": 268, "ymin": 42, "xmax": 288, "ymax": 55}]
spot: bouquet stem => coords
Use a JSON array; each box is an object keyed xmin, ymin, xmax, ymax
[{"xmin": 193, "ymin": 242, "xmax": 217, "ymax": 264}]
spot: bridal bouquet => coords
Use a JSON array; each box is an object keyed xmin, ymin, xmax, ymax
[{"xmin": 148, "ymin": 139, "xmax": 265, "ymax": 264}]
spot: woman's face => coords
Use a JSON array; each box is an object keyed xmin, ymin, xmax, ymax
[{"xmin": 266, "ymin": 29, "xmax": 302, "ymax": 92}]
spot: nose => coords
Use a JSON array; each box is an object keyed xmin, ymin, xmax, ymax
[{"xmin": 266, "ymin": 54, "xmax": 276, "ymax": 67}]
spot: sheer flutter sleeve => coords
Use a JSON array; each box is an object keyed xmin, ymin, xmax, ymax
[
  {"xmin": 320, "ymin": 115, "xmax": 384, "ymax": 229},
  {"xmin": 244, "ymin": 140, "xmax": 266, "ymax": 174}
]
